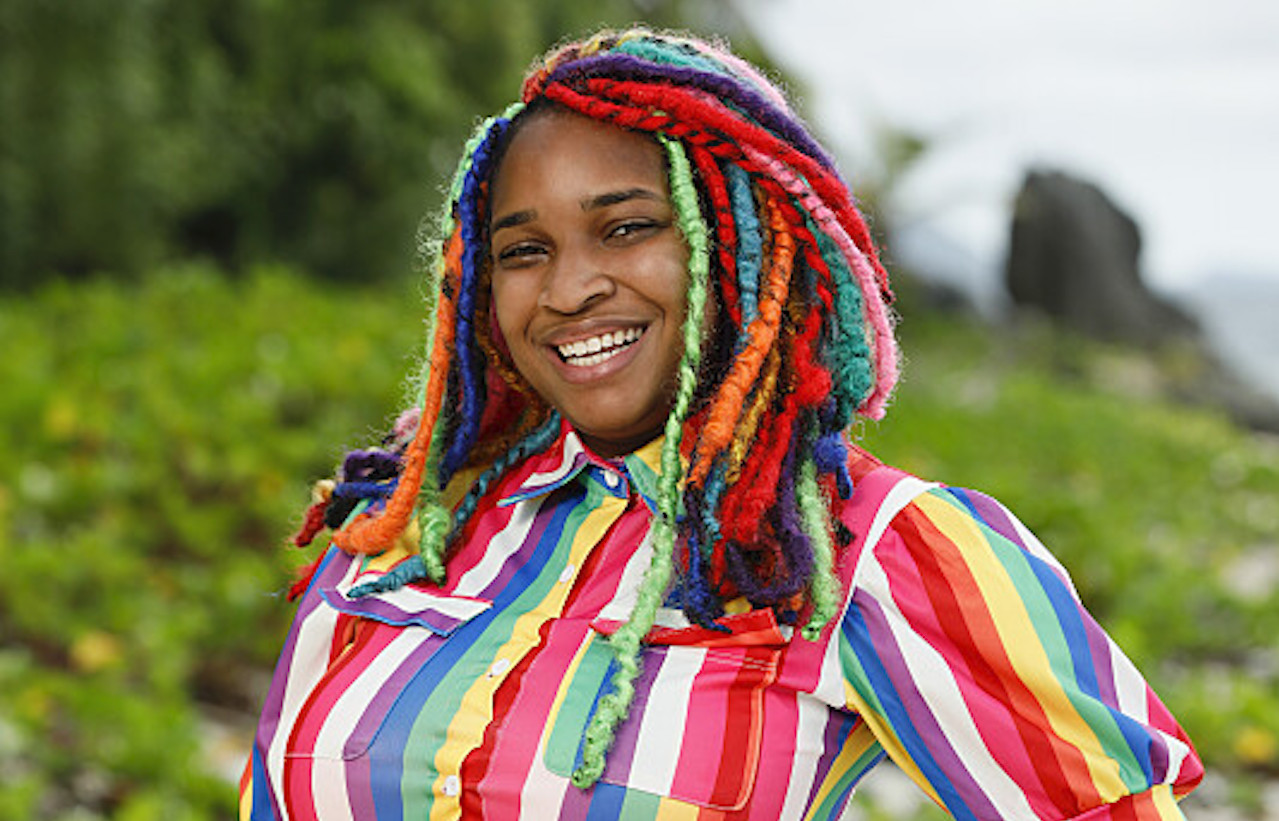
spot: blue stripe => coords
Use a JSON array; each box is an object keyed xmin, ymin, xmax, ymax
[
  {"xmin": 248, "ymin": 746, "xmax": 280, "ymax": 820},
  {"xmin": 843, "ymin": 601, "xmax": 979, "ymax": 821}
]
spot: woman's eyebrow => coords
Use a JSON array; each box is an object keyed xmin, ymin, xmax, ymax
[
  {"xmin": 581, "ymin": 188, "xmax": 663, "ymax": 211},
  {"xmin": 491, "ymin": 209, "xmax": 535, "ymax": 233}
]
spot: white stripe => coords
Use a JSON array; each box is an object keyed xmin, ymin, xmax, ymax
[
  {"xmin": 858, "ymin": 554, "xmax": 1038, "ymax": 819},
  {"xmin": 1159, "ymin": 731, "xmax": 1195, "ymax": 786},
  {"xmin": 452, "ymin": 502, "xmax": 539, "ymax": 597},
  {"xmin": 522, "ymin": 431, "xmax": 585, "ymax": 489},
  {"xmin": 331, "ymin": 583, "xmax": 492, "ymax": 622},
  {"xmin": 266, "ymin": 556, "xmax": 360, "ymax": 819},
  {"xmin": 626, "ymin": 647, "xmax": 703, "ymax": 795},
  {"xmin": 1006, "ymin": 506, "xmax": 1078, "ymax": 597},
  {"xmin": 849, "ymin": 477, "xmax": 940, "ymax": 592},
  {"xmin": 308, "ymin": 628, "xmax": 427, "ymax": 759},
  {"xmin": 777, "ymin": 696, "xmax": 833, "ymax": 820},
  {"xmin": 519, "ymin": 712, "xmax": 571, "ymax": 819},
  {"xmin": 1110, "ymin": 643, "xmax": 1151, "ymax": 724},
  {"xmin": 309, "ymin": 758, "xmax": 355, "ymax": 821}
]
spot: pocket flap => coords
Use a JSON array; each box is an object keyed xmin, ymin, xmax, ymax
[
  {"xmin": 319, "ymin": 584, "xmax": 491, "ymax": 636},
  {"xmin": 591, "ymin": 606, "xmax": 790, "ymax": 648}
]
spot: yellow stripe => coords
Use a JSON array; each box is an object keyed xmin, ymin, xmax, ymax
[
  {"xmin": 426, "ymin": 496, "xmax": 628, "ymax": 821},
  {"xmin": 654, "ymin": 796, "xmax": 704, "ymax": 820},
  {"xmin": 1151, "ymin": 784, "xmax": 1183, "ymax": 818},
  {"xmin": 802, "ymin": 720, "xmax": 881, "ymax": 819},
  {"xmin": 917, "ymin": 493, "xmax": 1123, "ymax": 799}
]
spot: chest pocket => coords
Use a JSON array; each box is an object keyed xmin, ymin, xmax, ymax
[
  {"xmin": 543, "ymin": 609, "xmax": 788, "ymax": 811},
  {"xmin": 282, "ymin": 582, "xmax": 492, "ymax": 762}
]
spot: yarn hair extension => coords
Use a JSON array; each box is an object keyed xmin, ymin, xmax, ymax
[{"xmin": 297, "ymin": 28, "xmax": 899, "ymax": 790}]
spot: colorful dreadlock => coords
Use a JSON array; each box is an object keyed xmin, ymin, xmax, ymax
[{"xmin": 294, "ymin": 28, "xmax": 899, "ymax": 790}]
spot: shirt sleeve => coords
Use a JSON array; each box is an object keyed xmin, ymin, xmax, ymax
[{"xmin": 839, "ymin": 484, "xmax": 1203, "ymax": 820}]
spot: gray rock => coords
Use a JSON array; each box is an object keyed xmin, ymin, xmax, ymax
[
  {"xmin": 1005, "ymin": 169, "xmax": 1199, "ymax": 345},
  {"xmin": 1003, "ymin": 168, "xmax": 1279, "ymax": 433}
]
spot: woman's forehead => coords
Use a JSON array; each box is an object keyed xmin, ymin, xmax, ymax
[{"xmin": 489, "ymin": 111, "xmax": 668, "ymax": 214}]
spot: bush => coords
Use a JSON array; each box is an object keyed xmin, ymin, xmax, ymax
[
  {"xmin": 0, "ymin": 0, "xmax": 756, "ymax": 288},
  {"xmin": 1, "ymin": 265, "xmax": 421, "ymax": 818}
]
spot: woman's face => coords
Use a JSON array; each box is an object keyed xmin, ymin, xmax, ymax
[{"xmin": 488, "ymin": 111, "xmax": 691, "ymax": 457}]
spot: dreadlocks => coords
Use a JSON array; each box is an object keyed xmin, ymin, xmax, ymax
[{"xmin": 296, "ymin": 28, "xmax": 899, "ymax": 788}]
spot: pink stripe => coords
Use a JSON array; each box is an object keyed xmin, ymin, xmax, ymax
[
  {"xmin": 877, "ymin": 523, "xmax": 1048, "ymax": 807},
  {"xmin": 744, "ymin": 672, "xmax": 800, "ymax": 819},
  {"xmin": 667, "ymin": 650, "xmax": 734, "ymax": 805},
  {"xmin": 476, "ymin": 620, "xmax": 594, "ymax": 815},
  {"xmin": 851, "ymin": 589, "xmax": 1000, "ymax": 817},
  {"xmin": 441, "ymin": 494, "xmax": 518, "ymax": 583}
]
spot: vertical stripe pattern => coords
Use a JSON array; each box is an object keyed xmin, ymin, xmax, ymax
[{"xmin": 243, "ymin": 432, "xmax": 1201, "ymax": 819}]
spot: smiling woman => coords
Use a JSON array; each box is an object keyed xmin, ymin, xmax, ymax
[{"xmin": 241, "ymin": 28, "xmax": 1203, "ymax": 821}]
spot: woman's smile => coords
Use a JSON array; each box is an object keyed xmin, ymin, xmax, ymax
[{"xmin": 552, "ymin": 325, "xmax": 645, "ymax": 368}]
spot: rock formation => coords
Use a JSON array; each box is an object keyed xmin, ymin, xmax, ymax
[
  {"xmin": 1005, "ymin": 169, "xmax": 1199, "ymax": 345},
  {"xmin": 1004, "ymin": 168, "xmax": 1279, "ymax": 432}
]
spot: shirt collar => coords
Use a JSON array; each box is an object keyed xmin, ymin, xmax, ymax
[{"xmin": 497, "ymin": 419, "xmax": 667, "ymax": 513}]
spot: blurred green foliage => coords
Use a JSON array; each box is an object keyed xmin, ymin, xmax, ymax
[
  {"xmin": 0, "ymin": 0, "xmax": 759, "ymax": 288},
  {"xmin": 0, "ymin": 265, "xmax": 424, "ymax": 818},
  {"xmin": 2, "ymin": 269, "xmax": 1276, "ymax": 817}
]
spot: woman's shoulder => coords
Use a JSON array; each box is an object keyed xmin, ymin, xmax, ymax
[{"xmin": 840, "ymin": 445, "xmax": 1077, "ymax": 598}]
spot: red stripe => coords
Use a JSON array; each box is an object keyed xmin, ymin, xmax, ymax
[
  {"xmin": 710, "ymin": 646, "xmax": 780, "ymax": 809},
  {"xmin": 459, "ymin": 620, "xmax": 552, "ymax": 815}
]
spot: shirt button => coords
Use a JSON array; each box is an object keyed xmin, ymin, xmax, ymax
[
  {"xmin": 442, "ymin": 774, "xmax": 460, "ymax": 797},
  {"xmin": 488, "ymin": 657, "xmax": 511, "ymax": 677},
  {"xmin": 602, "ymin": 471, "xmax": 620, "ymax": 489},
  {"xmin": 559, "ymin": 564, "xmax": 575, "ymax": 584}
]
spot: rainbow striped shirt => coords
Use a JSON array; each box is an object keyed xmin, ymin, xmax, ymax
[{"xmin": 241, "ymin": 428, "xmax": 1201, "ymax": 820}]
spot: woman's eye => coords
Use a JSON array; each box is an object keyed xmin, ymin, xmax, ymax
[
  {"xmin": 495, "ymin": 243, "xmax": 546, "ymax": 266},
  {"xmin": 608, "ymin": 220, "xmax": 662, "ymax": 242}
]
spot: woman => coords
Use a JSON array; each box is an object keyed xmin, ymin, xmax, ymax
[{"xmin": 242, "ymin": 29, "xmax": 1202, "ymax": 820}]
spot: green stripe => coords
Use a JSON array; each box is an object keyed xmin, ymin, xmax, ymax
[
  {"xmin": 807, "ymin": 742, "xmax": 883, "ymax": 820},
  {"xmin": 543, "ymin": 632, "xmax": 615, "ymax": 777}
]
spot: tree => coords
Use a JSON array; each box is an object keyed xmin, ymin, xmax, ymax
[{"xmin": 0, "ymin": 0, "xmax": 763, "ymax": 288}]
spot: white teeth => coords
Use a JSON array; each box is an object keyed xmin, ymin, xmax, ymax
[{"xmin": 556, "ymin": 327, "xmax": 644, "ymax": 365}]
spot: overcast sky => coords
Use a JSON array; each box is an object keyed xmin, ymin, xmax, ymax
[{"xmin": 736, "ymin": 0, "xmax": 1279, "ymax": 293}]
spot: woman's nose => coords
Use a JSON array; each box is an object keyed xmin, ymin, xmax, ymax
[{"xmin": 537, "ymin": 246, "xmax": 615, "ymax": 314}]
